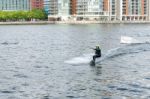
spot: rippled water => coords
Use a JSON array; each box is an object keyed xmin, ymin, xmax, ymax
[{"xmin": 0, "ymin": 24, "xmax": 150, "ymax": 99}]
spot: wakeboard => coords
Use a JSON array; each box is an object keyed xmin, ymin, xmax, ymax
[{"xmin": 90, "ymin": 60, "xmax": 95, "ymax": 66}]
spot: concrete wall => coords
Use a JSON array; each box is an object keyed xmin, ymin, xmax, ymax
[
  {"xmin": 148, "ymin": 0, "xmax": 150, "ymax": 21},
  {"xmin": 116, "ymin": 0, "xmax": 122, "ymax": 21}
]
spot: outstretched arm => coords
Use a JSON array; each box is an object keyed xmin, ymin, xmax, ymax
[{"xmin": 89, "ymin": 47, "xmax": 95, "ymax": 50}]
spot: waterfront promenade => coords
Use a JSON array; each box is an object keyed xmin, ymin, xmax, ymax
[
  {"xmin": 0, "ymin": 21, "xmax": 150, "ymax": 25},
  {"xmin": 55, "ymin": 20, "xmax": 150, "ymax": 24}
]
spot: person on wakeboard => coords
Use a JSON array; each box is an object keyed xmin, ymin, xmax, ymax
[{"xmin": 93, "ymin": 46, "xmax": 101, "ymax": 62}]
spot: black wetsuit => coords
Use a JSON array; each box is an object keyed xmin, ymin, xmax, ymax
[{"xmin": 93, "ymin": 48, "xmax": 101, "ymax": 61}]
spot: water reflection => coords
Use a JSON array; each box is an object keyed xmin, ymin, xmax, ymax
[{"xmin": 90, "ymin": 66, "xmax": 102, "ymax": 76}]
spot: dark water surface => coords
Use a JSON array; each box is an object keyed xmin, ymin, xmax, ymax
[{"xmin": 0, "ymin": 24, "xmax": 150, "ymax": 99}]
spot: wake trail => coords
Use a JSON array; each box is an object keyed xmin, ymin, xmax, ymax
[
  {"xmin": 65, "ymin": 43, "xmax": 150, "ymax": 65},
  {"xmin": 64, "ymin": 54, "xmax": 93, "ymax": 65},
  {"xmin": 96, "ymin": 42, "xmax": 150, "ymax": 63}
]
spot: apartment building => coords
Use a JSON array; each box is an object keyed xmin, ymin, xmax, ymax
[
  {"xmin": 48, "ymin": 0, "xmax": 150, "ymax": 21},
  {"xmin": 75, "ymin": 0, "xmax": 117, "ymax": 21},
  {"xmin": 48, "ymin": 0, "xmax": 113, "ymax": 21},
  {"xmin": 0, "ymin": 0, "xmax": 30, "ymax": 11},
  {"xmin": 58, "ymin": 0, "xmax": 70, "ymax": 16},
  {"xmin": 31, "ymin": 0, "xmax": 44, "ymax": 9},
  {"xmin": 48, "ymin": 0, "xmax": 70, "ymax": 21},
  {"xmin": 117, "ymin": 0, "xmax": 148, "ymax": 21},
  {"xmin": 49, "ymin": 0, "xmax": 58, "ymax": 16},
  {"xmin": 44, "ymin": 0, "xmax": 50, "ymax": 14},
  {"xmin": 70, "ymin": 0, "xmax": 76, "ymax": 15}
]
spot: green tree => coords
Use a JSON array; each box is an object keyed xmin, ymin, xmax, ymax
[{"xmin": 0, "ymin": 9, "xmax": 47, "ymax": 22}]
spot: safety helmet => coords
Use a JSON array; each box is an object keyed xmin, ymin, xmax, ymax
[{"xmin": 96, "ymin": 45, "xmax": 100, "ymax": 49}]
